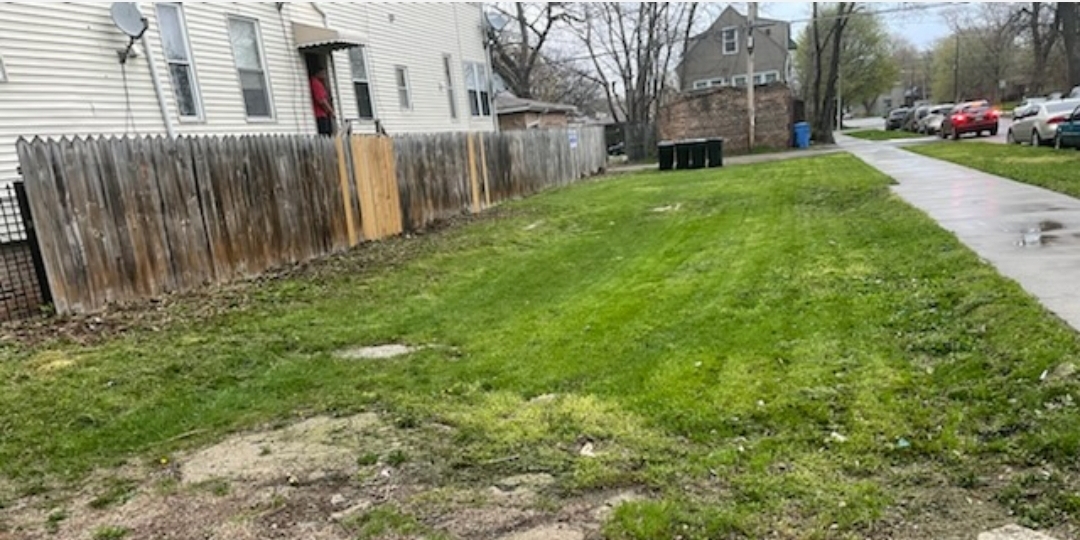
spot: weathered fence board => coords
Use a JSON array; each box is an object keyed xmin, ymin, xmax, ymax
[{"xmin": 17, "ymin": 126, "xmax": 605, "ymax": 314}]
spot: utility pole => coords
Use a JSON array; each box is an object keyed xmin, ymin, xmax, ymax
[
  {"xmin": 747, "ymin": 2, "xmax": 757, "ymax": 149},
  {"xmin": 953, "ymin": 33, "xmax": 960, "ymax": 103}
]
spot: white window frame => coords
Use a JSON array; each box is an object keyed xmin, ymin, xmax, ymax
[
  {"xmin": 443, "ymin": 54, "xmax": 457, "ymax": 120},
  {"xmin": 733, "ymin": 75, "xmax": 748, "ymax": 87},
  {"xmin": 226, "ymin": 15, "xmax": 275, "ymax": 121},
  {"xmin": 722, "ymin": 26, "xmax": 738, "ymax": 55},
  {"xmin": 463, "ymin": 61, "xmax": 491, "ymax": 117},
  {"xmin": 763, "ymin": 71, "xmax": 779, "ymax": 84},
  {"xmin": 348, "ymin": 46, "xmax": 375, "ymax": 120},
  {"xmin": 395, "ymin": 65, "xmax": 411, "ymax": 110},
  {"xmin": 156, "ymin": 3, "xmax": 203, "ymax": 121},
  {"xmin": 692, "ymin": 80, "xmax": 709, "ymax": 90},
  {"xmin": 0, "ymin": 55, "xmax": 7, "ymax": 83}
]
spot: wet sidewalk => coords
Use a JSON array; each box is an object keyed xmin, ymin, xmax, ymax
[{"xmin": 837, "ymin": 133, "xmax": 1080, "ymax": 332}]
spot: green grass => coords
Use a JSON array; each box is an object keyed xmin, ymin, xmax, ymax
[
  {"xmin": 4, "ymin": 154, "xmax": 1080, "ymax": 536},
  {"xmin": 907, "ymin": 141, "xmax": 1080, "ymax": 198},
  {"xmin": 845, "ymin": 129, "xmax": 926, "ymax": 141},
  {"xmin": 91, "ymin": 526, "xmax": 129, "ymax": 540}
]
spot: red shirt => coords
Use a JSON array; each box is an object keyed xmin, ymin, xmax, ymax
[{"xmin": 310, "ymin": 76, "xmax": 331, "ymax": 118}]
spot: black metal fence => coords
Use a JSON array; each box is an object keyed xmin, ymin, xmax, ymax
[{"xmin": 0, "ymin": 181, "xmax": 50, "ymax": 321}]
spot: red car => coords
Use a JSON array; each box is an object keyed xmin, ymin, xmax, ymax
[{"xmin": 940, "ymin": 100, "xmax": 1000, "ymax": 140}]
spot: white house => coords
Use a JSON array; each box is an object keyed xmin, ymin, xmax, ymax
[{"xmin": 0, "ymin": 2, "xmax": 497, "ymax": 183}]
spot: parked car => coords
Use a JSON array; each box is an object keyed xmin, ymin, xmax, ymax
[
  {"xmin": 940, "ymin": 100, "xmax": 999, "ymax": 140},
  {"xmin": 917, "ymin": 104, "xmax": 954, "ymax": 135},
  {"xmin": 904, "ymin": 106, "xmax": 930, "ymax": 131},
  {"xmin": 1013, "ymin": 97, "xmax": 1047, "ymax": 118},
  {"xmin": 885, "ymin": 108, "xmax": 909, "ymax": 130},
  {"xmin": 1069, "ymin": 86, "xmax": 1080, "ymax": 99},
  {"xmin": 1054, "ymin": 103, "xmax": 1080, "ymax": 149},
  {"xmin": 1007, "ymin": 99, "xmax": 1080, "ymax": 146}
]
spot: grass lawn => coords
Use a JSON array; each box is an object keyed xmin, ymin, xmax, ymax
[
  {"xmin": 845, "ymin": 129, "xmax": 927, "ymax": 141},
  {"xmin": 907, "ymin": 141, "xmax": 1080, "ymax": 199},
  {"xmin": 4, "ymin": 154, "xmax": 1080, "ymax": 537}
]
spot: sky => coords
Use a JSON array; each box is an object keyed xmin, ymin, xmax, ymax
[{"xmin": 717, "ymin": 2, "xmax": 960, "ymax": 51}]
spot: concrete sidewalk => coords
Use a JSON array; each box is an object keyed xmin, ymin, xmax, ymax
[
  {"xmin": 837, "ymin": 133, "xmax": 1080, "ymax": 332},
  {"xmin": 608, "ymin": 146, "xmax": 841, "ymax": 175}
]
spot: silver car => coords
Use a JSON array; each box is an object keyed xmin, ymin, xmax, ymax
[
  {"xmin": 918, "ymin": 104, "xmax": 954, "ymax": 135},
  {"xmin": 1008, "ymin": 99, "xmax": 1080, "ymax": 146},
  {"xmin": 1013, "ymin": 97, "xmax": 1047, "ymax": 119}
]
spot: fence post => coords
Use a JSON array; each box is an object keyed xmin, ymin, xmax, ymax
[{"xmin": 13, "ymin": 181, "xmax": 52, "ymax": 307}]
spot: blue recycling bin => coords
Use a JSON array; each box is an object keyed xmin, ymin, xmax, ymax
[{"xmin": 793, "ymin": 122, "xmax": 811, "ymax": 149}]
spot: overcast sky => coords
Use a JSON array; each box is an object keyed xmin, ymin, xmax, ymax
[{"xmin": 723, "ymin": 2, "xmax": 959, "ymax": 51}]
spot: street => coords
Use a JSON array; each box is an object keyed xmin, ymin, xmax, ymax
[{"xmin": 842, "ymin": 116, "xmax": 1014, "ymax": 144}]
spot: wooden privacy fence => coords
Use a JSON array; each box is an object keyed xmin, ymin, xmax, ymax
[{"xmin": 17, "ymin": 126, "xmax": 605, "ymax": 314}]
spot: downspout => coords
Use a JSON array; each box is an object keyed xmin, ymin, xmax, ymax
[{"xmin": 141, "ymin": 36, "xmax": 176, "ymax": 138}]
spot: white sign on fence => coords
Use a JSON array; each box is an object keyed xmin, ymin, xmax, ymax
[{"xmin": 568, "ymin": 128, "xmax": 579, "ymax": 149}]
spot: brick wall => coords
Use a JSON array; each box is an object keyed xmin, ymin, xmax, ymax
[{"xmin": 658, "ymin": 84, "xmax": 794, "ymax": 155}]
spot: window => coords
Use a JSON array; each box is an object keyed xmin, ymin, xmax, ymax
[
  {"xmin": 443, "ymin": 54, "xmax": 457, "ymax": 119},
  {"xmin": 722, "ymin": 27, "xmax": 738, "ymax": 55},
  {"xmin": 764, "ymin": 71, "xmax": 779, "ymax": 83},
  {"xmin": 753, "ymin": 73, "xmax": 765, "ymax": 85},
  {"xmin": 395, "ymin": 66, "xmax": 411, "ymax": 109},
  {"xmin": 227, "ymin": 17, "xmax": 273, "ymax": 119},
  {"xmin": 463, "ymin": 61, "xmax": 491, "ymax": 116},
  {"xmin": 692, "ymin": 78, "xmax": 726, "ymax": 90},
  {"xmin": 156, "ymin": 3, "xmax": 202, "ymax": 119},
  {"xmin": 348, "ymin": 47, "xmax": 374, "ymax": 120},
  {"xmin": 733, "ymin": 75, "xmax": 748, "ymax": 87}
]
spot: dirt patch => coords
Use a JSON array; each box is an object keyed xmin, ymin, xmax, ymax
[
  {"xmin": 0, "ymin": 412, "xmax": 644, "ymax": 540},
  {"xmin": 334, "ymin": 344, "xmax": 422, "ymax": 361},
  {"xmin": 181, "ymin": 414, "xmax": 379, "ymax": 485}
]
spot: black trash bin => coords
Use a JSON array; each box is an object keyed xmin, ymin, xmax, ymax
[
  {"xmin": 706, "ymin": 138, "xmax": 724, "ymax": 168},
  {"xmin": 658, "ymin": 141, "xmax": 675, "ymax": 171},
  {"xmin": 674, "ymin": 140, "xmax": 692, "ymax": 170},
  {"xmin": 689, "ymin": 139, "xmax": 707, "ymax": 169}
]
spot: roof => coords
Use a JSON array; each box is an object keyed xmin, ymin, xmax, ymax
[
  {"xmin": 495, "ymin": 93, "xmax": 577, "ymax": 115},
  {"xmin": 292, "ymin": 22, "xmax": 363, "ymax": 52}
]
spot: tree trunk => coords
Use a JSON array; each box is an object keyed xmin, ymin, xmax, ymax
[
  {"xmin": 814, "ymin": 3, "xmax": 855, "ymax": 144},
  {"xmin": 1061, "ymin": 2, "xmax": 1080, "ymax": 87}
]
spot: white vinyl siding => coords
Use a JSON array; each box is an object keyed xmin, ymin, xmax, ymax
[
  {"xmin": 155, "ymin": 3, "xmax": 202, "ymax": 120},
  {"xmin": 464, "ymin": 61, "xmax": 490, "ymax": 117},
  {"xmin": 0, "ymin": 2, "xmax": 495, "ymax": 182},
  {"xmin": 722, "ymin": 26, "xmax": 738, "ymax": 55},
  {"xmin": 227, "ymin": 16, "xmax": 273, "ymax": 120},
  {"xmin": 348, "ymin": 47, "xmax": 374, "ymax": 120},
  {"xmin": 395, "ymin": 65, "xmax": 411, "ymax": 109},
  {"xmin": 0, "ymin": 55, "xmax": 7, "ymax": 83},
  {"xmin": 443, "ymin": 54, "xmax": 457, "ymax": 120}
]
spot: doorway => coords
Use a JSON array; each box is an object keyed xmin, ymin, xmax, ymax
[{"xmin": 304, "ymin": 53, "xmax": 335, "ymax": 135}]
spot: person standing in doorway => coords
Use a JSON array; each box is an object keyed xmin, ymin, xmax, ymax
[{"xmin": 310, "ymin": 67, "xmax": 334, "ymax": 135}]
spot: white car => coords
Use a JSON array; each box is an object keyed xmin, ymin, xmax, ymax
[
  {"xmin": 917, "ymin": 104, "xmax": 954, "ymax": 135},
  {"xmin": 1008, "ymin": 99, "xmax": 1080, "ymax": 146}
]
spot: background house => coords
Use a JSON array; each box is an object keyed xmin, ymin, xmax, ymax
[
  {"xmin": 677, "ymin": 6, "xmax": 796, "ymax": 91},
  {"xmin": 0, "ymin": 2, "xmax": 497, "ymax": 183},
  {"xmin": 495, "ymin": 93, "xmax": 576, "ymax": 130}
]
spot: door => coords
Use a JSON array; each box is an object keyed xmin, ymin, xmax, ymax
[
  {"xmin": 1061, "ymin": 105, "xmax": 1080, "ymax": 147},
  {"xmin": 305, "ymin": 53, "xmax": 335, "ymax": 135}
]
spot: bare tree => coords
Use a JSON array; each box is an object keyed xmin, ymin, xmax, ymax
[
  {"xmin": 574, "ymin": 2, "xmax": 699, "ymax": 160},
  {"xmin": 1022, "ymin": 2, "xmax": 1061, "ymax": 94},
  {"xmin": 487, "ymin": 3, "xmax": 574, "ymax": 99},
  {"xmin": 1060, "ymin": 2, "xmax": 1080, "ymax": 87},
  {"xmin": 809, "ymin": 3, "xmax": 859, "ymax": 143}
]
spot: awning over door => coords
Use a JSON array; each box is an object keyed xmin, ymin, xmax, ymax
[{"xmin": 292, "ymin": 23, "xmax": 362, "ymax": 51}]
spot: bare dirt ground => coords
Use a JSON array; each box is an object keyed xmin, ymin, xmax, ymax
[{"xmin": 0, "ymin": 411, "xmax": 640, "ymax": 540}]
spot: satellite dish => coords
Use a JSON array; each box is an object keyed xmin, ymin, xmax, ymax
[{"xmin": 110, "ymin": 2, "xmax": 148, "ymax": 39}]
